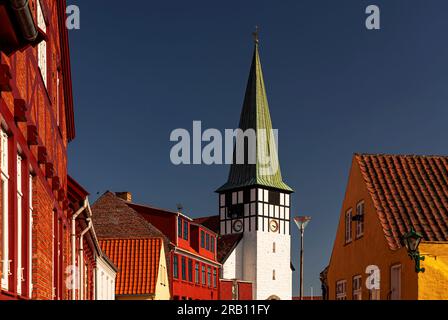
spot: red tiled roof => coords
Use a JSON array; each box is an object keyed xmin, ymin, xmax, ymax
[
  {"xmin": 356, "ymin": 154, "xmax": 448, "ymax": 250},
  {"xmin": 100, "ymin": 238, "xmax": 163, "ymax": 296}
]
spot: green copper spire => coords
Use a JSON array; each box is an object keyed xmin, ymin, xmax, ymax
[{"xmin": 217, "ymin": 34, "xmax": 293, "ymax": 193}]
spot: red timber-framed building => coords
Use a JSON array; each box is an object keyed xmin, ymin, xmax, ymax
[
  {"xmin": 0, "ymin": 0, "xmax": 76, "ymax": 300},
  {"xmin": 92, "ymin": 191, "xmax": 222, "ymax": 300}
]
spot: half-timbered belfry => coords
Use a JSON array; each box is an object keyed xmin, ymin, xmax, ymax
[{"xmin": 216, "ymin": 32, "xmax": 293, "ymax": 300}]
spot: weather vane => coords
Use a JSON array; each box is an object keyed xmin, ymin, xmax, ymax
[{"xmin": 253, "ymin": 25, "xmax": 260, "ymax": 44}]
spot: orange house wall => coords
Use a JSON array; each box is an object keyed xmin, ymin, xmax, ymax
[{"xmin": 327, "ymin": 158, "xmax": 418, "ymax": 300}]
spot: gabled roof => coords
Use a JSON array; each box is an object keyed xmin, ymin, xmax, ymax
[
  {"xmin": 356, "ymin": 154, "xmax": 448, "ymax": 250},
  {"xmin": 217, "ymin": 41, "xmax": 292, "ymax": 193},
  {"xmin": 99, "ymin": 238, "xmax": 163, "ymax": 296},
  {"xmin": 91, "ymin": 191, "xmax": 169, "ymax": 240}
]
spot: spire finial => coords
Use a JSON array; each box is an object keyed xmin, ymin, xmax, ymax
[{"xmin": 252, "ymin": 25, "xmax": 259, "ymax": 45}]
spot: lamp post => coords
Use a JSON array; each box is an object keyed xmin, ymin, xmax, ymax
[
  {"xmin": 402, "ymin": 227, "xmax": 425, "ymax": 273},
  {"xmin": 294, "ymin": 216, "xmax": 311, "ymax": 300}
]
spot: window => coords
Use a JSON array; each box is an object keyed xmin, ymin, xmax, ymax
[
  {"xmin": 178, "ymin": 218, "xmax": 182, "ymax": 238},
  {"xmin": 181, "ymin": 257, "xmax": 186, "ymax": 281},
  {"xmin": 336, "ymin": 280, "xmax": 347, "ymax": 300},
  {"xmin": 213, "ymin": 269, "xmax": 217, "ymax": 288},
  {"xmin": 195, "ymin": 263, "xmax": 199, "ymax": 284},
  {"xmin": 206, "ymin": 233, "xmax": 210, "ymax": 250},
  {"xmin": 353, "ymin": 276, "xmax": 362, "ymax": 300},
  {"xmin": 207, "ymin": 267, "xmax": 211, "ymax": 287},
  {"xmin": 390, "ymin": 265, "xmax": 401, "ymax": 300},
  {"xmin": 201, "ymin": 265, "xmax": 206, "ymax": 285},
  {"xmin": 28, "ymin": 175, "xmax": 33, "ymax": 297},
  {"xmin": 272, "ymin": 270, "xmax": 276, "ymax": 280},
  {"xmin": 188, "ymin": 260, "xmax": 193, "ymax": 282},
  {"xmin": 356, "ymin": 202, "xmax": 365, "ymax": 238},
  {"xmin": 1, "ymin": 130, "xmax": 9, "ymax": 290},
  {"xmin": 264, "ymin": 190, "xmax": 269, "ymax": 203},
  {"xmin": 273, "ymin": 242, "xmax": 276, "ymax": 253},
  {"xmin": 16, "ymin": 155, "xmax": 23, "ymax": 295},
  {"xmin": 345, "ymin": 209, "xmax": 352, "ymax": 243},
  {"xmin": 37, "ymin": 0, "xmax": 47, "ymax": 87},
  {"xmin": 211, "ymin": 237, "xmax": 215, "ymax": 253},
  {"xmin": 183, "ymin": 221, "xmax": 188, "ymax": 240},
  {"xmin": 173, "ymin": 256, "xmax": 178, "ymax": 279},
  {"xmin": 200, "ymin": 231, "xmax": 205, "ymax": 248}
]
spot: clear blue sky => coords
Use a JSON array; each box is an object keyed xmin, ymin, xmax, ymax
[{"xmin": 67, "ymin": 0, "xmax": 448, "ymax": 296}]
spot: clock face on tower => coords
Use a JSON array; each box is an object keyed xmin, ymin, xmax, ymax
[
  {"xmin": 233, "ymin": 220, "xmax": 243, "ymax": 233},
  {"xmin": 269, "ymin": 219, "xmax": 279, "ymax": 233}
]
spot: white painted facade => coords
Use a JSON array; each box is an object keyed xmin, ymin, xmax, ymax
[
  {"xmin": 220, "ymin": 188, "xmax": 292, "ymax": 300},
  {"xmin": 95, "ymin": 255, "xmax": 116, "ymax": 300}
]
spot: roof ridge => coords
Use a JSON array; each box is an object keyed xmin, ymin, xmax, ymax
[{"xmin": 355, "ymin": 152, "xmax": 448, "ymax": 159}]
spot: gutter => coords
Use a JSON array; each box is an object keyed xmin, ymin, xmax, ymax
[
  {"xmin": 78, "ymin": 201, "xmax": 93, "ymax": 300},
  {"xmin": 70, "ymin": 199, "xmax": 87, "ymax": 300},
  {"xmin": 9, "ymin": 0, "xmax": 38, "ymax": 41}
]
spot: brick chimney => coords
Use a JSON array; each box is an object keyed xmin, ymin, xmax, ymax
[{"xmin": 115, "ymin": 192, "xmax": 132, "ymax": 202}]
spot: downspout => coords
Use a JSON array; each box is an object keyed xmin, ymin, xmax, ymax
[
  {"xmin": 71, "ymin": 199, "xmax": 87, "ymax": 300},
  {"xmin": 9, "ymin": 0, "xmax": 38, "ymax": 41},
  {"xmin": 78, "ymin": 201, "xmax": 93, "ymax": 300}
]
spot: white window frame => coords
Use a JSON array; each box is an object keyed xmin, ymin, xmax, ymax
[
  {"xmin": 16, "ymin": 155, "xmax": 23, "ymax": 295},
  {"xmin": 356, "ymin": 201, "xmax": 365, "ymax": 238},
  {"xmin": 1, "ymin": 130, "xmax": 9, "ymax": 290},
  {"xmin": 336, "ymin": 280, "xmax": 347, "ymax": 300},
  {"xmin": 37, "ymin": 0, "xmax": 48, "ymax": 88},
  {"xmin": 352, "ymin": 275, "xmax": 362, "ymax": 300},
  {"xmin": 28, "ymin": 174, "xmax": 33, "ymax": 298},
  {"xmin": 345, "ymin": 209, "xmax": 353, "ymax": 243}
]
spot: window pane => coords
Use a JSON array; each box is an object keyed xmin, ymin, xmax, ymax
[
  {"xmin": 183, "ymin": 221, "xmax": 188, "ymax": 240},
  {"xmin": 181, "ymin": 257, "xmax": 186, "ymax": 280},
  {"xmin": 188, "ymin": 260, "xmax": 193, "ymax": 282},
  {"xmin": 173, "ymin": 256, "xmax": 178, "ymax": 279},
  {"xmin": 178, "ymin": 218, "xmax": 182, "ymax": 238}
]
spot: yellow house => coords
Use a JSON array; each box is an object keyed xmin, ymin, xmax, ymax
[
  {"xmin": 100, "ymin": 238, "xmax": 171, "ymax": 300},
  {"xmin": 323, "ymin": 154, "xmax": 448, "ymax": 300}
]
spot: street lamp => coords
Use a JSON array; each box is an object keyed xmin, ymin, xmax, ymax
[
  {"xmin": 402, "ymin": 227, "xmax": 425, "ymax": 273},
  {"xmin": 294, "ymin": 216, "xmax": 311, "ymax": 300}
]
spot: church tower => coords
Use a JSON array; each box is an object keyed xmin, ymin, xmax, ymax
[{"xmin": 216, "ymin": 32, "xmax": 293, "ymax": 300}]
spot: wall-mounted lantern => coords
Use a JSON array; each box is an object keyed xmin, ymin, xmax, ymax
[{"xmin": 402, "ymin": 228, "xmax": 425, "ymax": 273}]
